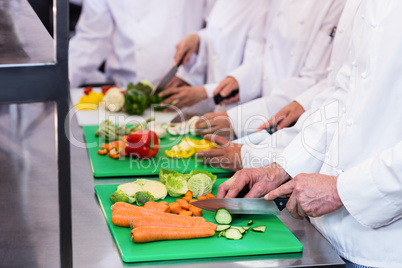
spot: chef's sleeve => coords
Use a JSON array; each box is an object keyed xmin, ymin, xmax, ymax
[{"xmin": 68, "ymin": 0, "xmax": 113, "ymax": 88}]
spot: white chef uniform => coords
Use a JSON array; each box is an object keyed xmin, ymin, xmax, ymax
[
  {"xmin": 68, "ymin": 0, "xmax": 210, "ymax": 88},
  {"xmin": 277, "ymin": 1, "xmax": 402, "ymax": 266},
  {"xmin": 176, "ymin": 0, "xmax": 270, "ymax": 104},
  {"xmin": 227, "ymin": 0, "xmax": 346, "ymax": 138}
]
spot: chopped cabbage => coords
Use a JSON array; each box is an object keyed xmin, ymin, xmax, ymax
[{"xmin": 188, "ymin": 174, "xmax": 213, "ymax": 197}]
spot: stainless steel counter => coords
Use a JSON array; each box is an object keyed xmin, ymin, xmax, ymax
[{"xmin": 0, "ymin": 103, "xmax": 345, "ymax": 267}]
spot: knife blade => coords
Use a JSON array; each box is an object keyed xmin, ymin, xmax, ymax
[
  {"xmin": 191, "ymin": 197, "xmax": 288, "ymax": 215},
  {"xmin": 170, "ymin": 89, "xmax": 239, "ymax": 123},
  {"xmin": 152, "ymin": 58, "xmax": 184, "ymax": 96}
]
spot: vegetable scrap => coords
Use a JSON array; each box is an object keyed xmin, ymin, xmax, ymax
[{"xmin": 165, "ymin": 138, "xmax": 219, "ymax": 159}]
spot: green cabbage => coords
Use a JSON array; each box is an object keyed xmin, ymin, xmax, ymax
[
  {"xmin": 189, "ymin": 170, "xmax": 217, "ymax": 184},
  {"xmin": 159, "ymin": 169, "xmax": 190, "ymax": 184},
  {"xmin": 188, "ymin": 174, "xmax": 214, "ymax": 197},
  {"xmin": 165, "ymin": 176, "xmax": 189, "ymax": 197}
]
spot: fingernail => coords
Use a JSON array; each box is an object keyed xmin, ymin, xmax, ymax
[{"xmin": 264, "ymin": 193, "xmax": 270, "ymax": 200}]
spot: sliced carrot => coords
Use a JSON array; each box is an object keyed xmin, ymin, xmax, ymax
[
  {"xmin": 189, "ymin": 199, "xmax": 197, "ymax": 203},
  {"xmin": 130, "ymin": 216, "xmax": 216, "ymax": 230},
  {"xmin": 111, "ymin": 202, "xmax": 205, "ymax": 222},
  {"xmin": 97, "ymin": 149, "xmax": 108, "ymax": 155},
  {"xmin": 101, "ymin": 143, "xmax": 108, "ymax": 150},
  {"xmin": 179, "ymin": 210, "xmax": 193, "ymax": 216},
  {"xmin": 206, "ymin": 193, "xmax": 216, "ymax": 199},
  {"xmin": 189, "ymin": 206, "xmax": 203, "ymax": 217},
  {"xmin": 159, "ymin": 201, "xmax": 168, "ymax": 206},
  {"xmin": 131, "ymin": 226, "xmax": 215, "ymax": 243},
  {"xmin": 184, "ymin": 190, "xmax": 193, "ymax": 199},
  {"xmin": 183, "ymin": 196, "xmax": 192, "ymax": 202},
  {"xmin": 169, "ymin": 202, "xmax": 181, "ymax": 214},
  {"xmin": 197, "ymin": 196, "xmax": 207, "ymax": 200},
  {"xmin": 176, "ymin": 199, "xmax": 190, "ymax": 210},
  {"xmin": 144, "ymin": 201, "xmax": 170, "ymax": 213}
]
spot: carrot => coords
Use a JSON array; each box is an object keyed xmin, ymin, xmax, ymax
[
  {"xmin": 169, "ymin": 202, "xmax": 181, "ymax": 214},
  {"xmin": 176, "ymin": 199, "xmax": 190, "ymax": 210},
  {"xmin": 189, "ymin": 206, "xmax": 203, "ymax": 217},
  {"xmin": 111, "ymin": 202, "xmax": 206, "ymax": 222},
  {"xmin": 179, "ymin": 210, "xmax": 193, "ymax": 216},
  {"xmin": 131, "ymin": 226, "xmax": 215, "ymax": 243},
  {"xmin": 197, "ymin": 196, "xmax": 207, "ymax": 200},
  {"xmin": 130, "ymin": 216, "xmax": 216, "ymax": 230},
  {"xmin": 185, "ymin": 190, "xmax": 193, "ymax": 199},
  {"xmin": 206, "ymin": 193, "xmax": 216, "ymax": 199},
  {"xmin": 159, "ymin": 201, "xmax": 168, "ymax": 206},
  {"xmin": 189, "ymin": 199, "xmax": 197, "ymax": 203},
  {"xmin": 97, "ymin": 149, "xmax": 108, "ymax": 155},
  {"xmin": 183, "ymin": 196, "xmax": 192, "ymax": 202},
  {"xmin": 144, "ymin": 201, "xmax": 170, "ymax": 213}
]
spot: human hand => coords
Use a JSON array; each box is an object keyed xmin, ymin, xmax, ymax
[
  {"xmin": 257, "ymin": 101, "xmax": 305, "ymax": 132},
  {"xmin": 194, "ymin": 112, "xmax": 234, "ymax": 137},
  {"xmin": 196, "ymin": 134, "xmax": 243, "ymax": 171},
  {"xmin": 159, "ymin": 85, "xmax": 207, "ymax": 109},
  {"xmin": 213, "ymin": 77, "xmax": 239, "ymax": 104},
  {"xmin": 265, "ymin": 173, "xmax": 343, "ymax": 219},
  {"xmin": 217, "ymin": 163, "xmax": 291, "ymax": 198},
  {"xmin": 165, "ymin": 76, "xmax": 189, "ymax": 89},
  {"xmin": 174, "ymin": 33, "xmax": 200, "ymax": 66}
]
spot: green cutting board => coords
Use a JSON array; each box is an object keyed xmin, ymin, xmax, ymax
[
  {"xmin": 83, "ymin": 125, "xmax": 233, "ymax": 178},
  {"xmin": 94, "ymin": 180, "xmax": 303, "ymax": 263}
]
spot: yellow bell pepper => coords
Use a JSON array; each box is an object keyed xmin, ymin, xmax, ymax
[
  {"xmin": 165, "ymin": 138, "xmax": 219, "ymax": 158},
  {"xmin": 75, "ymin": 91, "xmax": 104, "ymax": 110}
]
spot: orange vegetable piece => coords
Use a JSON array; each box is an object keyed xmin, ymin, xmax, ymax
[
  {"xmin": 179, "ymin": 210, "xmax": 193, "ymax": 216},
  {"xmin": 130, "ymin": 215, "xmax": 216, "ymax": 229},
  {"xmin": 197, "ymin": 196, "xmax": 207, "ymax": 200},
  {"xmin": 185, "ymin": 190, "xmax": 193, "ymax": 199},
  {"xmin": 144, "ymin": 201, "xmax": 170, "ymax": 213},
  {"xmin": 169, "ymin": 202, "xmax": 181, "ymax": 214},
  {"xmin": 183, "ymin": 196, "xmax": 192, "ymax": 202},
  {"xmin": 176, "ymin": 199, "xmax": 190, "ymax": 210},
  {"xmin": 131, "ymin": 226, "xmax": 215, "ymax": 243},
  {"xmin": 189, "ymin": 206, "xmax": 203, "ymax": 217},
  {"xmin": 97, "ymin": 149, "xmax": 108, "ymax": 155},
  {"xmin": 159, "ymin": 201, "xmax": 168, "ymax": 206},
  {"xmin": 189, "ymin": 199, "xmax": 197, "ymax": 203},
  {"xmin": 206, "ymin": 193, "xmax": 216, "ymax": 199}
]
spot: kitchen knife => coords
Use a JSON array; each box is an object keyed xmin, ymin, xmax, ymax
[
  {"xmin": 152, "ymin": 57, "xmax": 184, "ymax": 97},
  {"xmin": 170, "ymin": 89, "xmax": 239, "ymax": 123},
  {"xmin": 191, "ymin": 197, "xmax": 288, "ymax": 215}
]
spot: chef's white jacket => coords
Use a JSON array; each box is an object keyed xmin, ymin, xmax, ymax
[
  {"xmin": 276, "ymin": 1, "xmax": 402, "ymax": 266},
  {"xmin": 227, "ymin": 0, "xmax": 346, "ymax": 138},
  {"xmin": 176, "ymin": 0, "xmax": 269, "ymax": 103},
  {"xmin": 68, "ymin": 0, "xmax": 211, "ymax": 88}
]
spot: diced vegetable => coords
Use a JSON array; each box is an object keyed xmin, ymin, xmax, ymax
[
  {"xmin": 247, "ymin": 220, "xmax": 253, "ymax": 226},
  {"xmin": 230, "ymin": 226, "xmax": 246, "ymax": 234},
  {"xmin": 224, "ymin": 228, "xmax": 243, "ymax": 240},
  {"xmin": 217, "ymin": 230, "xmax": 227, "ymax": 238},
  {"xmin": 251, "ymin": 226, "xmax": 266, "ymax": 233},
  {"xmin": 215, "ymin": 208, "xmax": 232, "ymax": 225}
]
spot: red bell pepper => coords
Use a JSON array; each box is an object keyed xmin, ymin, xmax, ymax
[
  {"xmin": 125, "ymin": 130, "xmax": 159, "ymax": 159},
  {"xmin": 83, "ymin": 86, "xmax": 92, "ymax": 95}
]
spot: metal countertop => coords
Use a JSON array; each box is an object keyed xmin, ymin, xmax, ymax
[{"xmin": 0, "ymin": 103, "xmax": 345, "ymax": 268}]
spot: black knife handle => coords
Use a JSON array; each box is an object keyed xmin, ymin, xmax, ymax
[
  {"xmin": 274, "ymin": 197, "xmax": 289, "ymax": 211},
  {"xmin": 213, "ymin": 89, "xmax": 239, "ymax": 105}
]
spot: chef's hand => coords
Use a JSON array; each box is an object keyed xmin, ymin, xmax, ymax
[
  {"xmin": 159, "ymin": 86, "xmax": 207, "ymax": 110},
  {"xmin": 165, "ymin": 76, "xmax": 189, "ymax": 89},
  {"xmin": 213, "ymin": 77, "xmax": 240, "ymax": 104},
  {"xmin": 265, "ymin": 173, "xmax": 343, "ymax": 219},
  {"xmin": 217, "ymin": 163, "xmax": 291, "ymax": 198},
  {"xmin": 195, "ymin": 112, "xmax": 235, "ymax": 137},
  {"xmin": 257, "ymin": 101, "xmax": 305, "ymax": 132},
  {"xmin": 196, "ymin": 134, "xmax": 243, "ymax": 172},
  {"xmin": 174, "ymin": 33, "xmax": 200, "ymax": 66}
]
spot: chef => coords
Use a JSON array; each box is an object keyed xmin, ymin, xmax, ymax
[
  {"xmin": 68, "ymin": 0, "xmax": 212, "ymax": 88},
  {"xmin": 217, "ymin": 1, "xmax": 402, "ymax": 267},
  {"xmin": 159, "ymin": 0, "xmax": 270, "ymax": 109},
  {"xmin": 193, "ymin": 0, "xmax": 346, "ymax": 139}
]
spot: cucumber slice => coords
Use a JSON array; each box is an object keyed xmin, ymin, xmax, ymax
[
  {"xmin": 225, "ymin": 228, "xmax": 243, "ymax": 240},
  {"xmin": 215, "ymin": 208, "xmax": 232, "ymax": 224},
  {"xmin": 230, "ymin": 226, "xmax": 246, "ymax": 234},
  {"xmin": 216, "ymin": 225, "xmax": 231, "ymax": 232},
  {"xmin": 247, "ymin": 220, "xmax": 253, "ymax": 226},
  {"xmin": 251, "ymin": 226, "xmax": 266, "ymax": 233},
  {"xmin": 217, "ymin": 230, "xmax": 227, "ymax": 238},
  {"xmin": 243, "ymin": 227, "xmax": 250, "ymax": 231}
]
